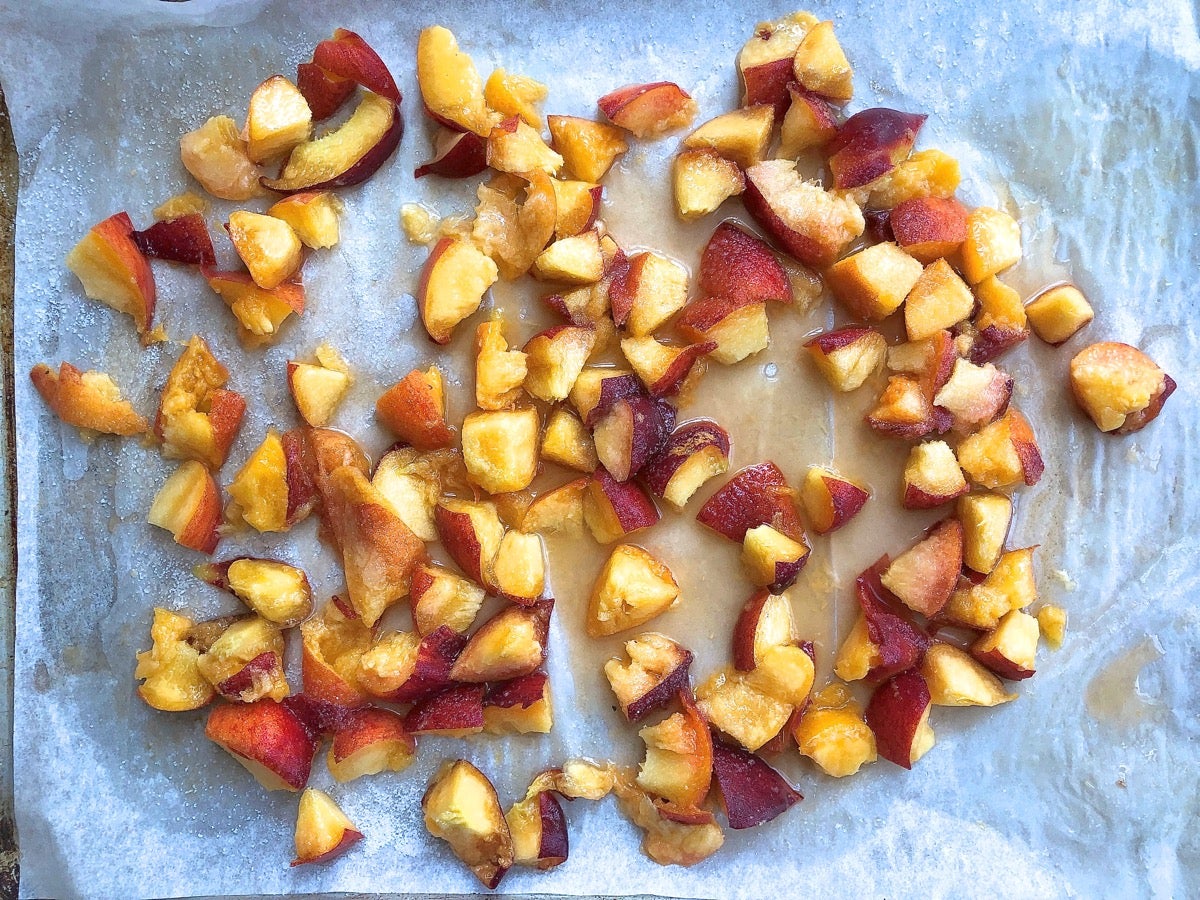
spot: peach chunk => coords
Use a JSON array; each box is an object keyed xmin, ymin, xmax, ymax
[
  {"xmin": 793, "ymin": 683, "xmax": 877, "ymax": 777},
  {"xmin": 1025, "ymin": 283, "xmax": 1094, "ymax": 345},
  {"xmin": 743, "ymin": 159, "xmax": 865, "ymax": 267},
  {"xmin": 244, "ymin": 75, "xmax": 312, "ymax": 163},
  {"xmin": 683, "ymin": 105, "xmax": 775, "ymax": 169},
  {"xmin": 148, "ymin": 460, "xmax": 222, "ymax": 554},
  {"xmin": 66, "ymin": 211, "xmax": 157, "ymax": 337},
  {"xmin": 291, "ymin": 788, "xmax": 363, "ymax": 866},
  {"xmin": 547, "ymin": 115, "xmax": 629, "ymax": 182},
  {"xmin": 418, "ymin": 237, "xmax": 500, "ymax": 344},
  {"xmin": 180, "ymin": 115, "xmax": 264, "ymax": 202},
  {"xmin": 959, "ymin": 207, "xmax": 1022, "ymax": 284},
  {"xmin": 30, "ymin": 362, "xmax": 146, "ymax": 435},
  {"xmin": 375, "ymin": 366, "xmax": 454, "ymax": 450},
  {"xmin": 155, "ymin": 335, "xmax": 246, "ymax": 469},
  {"xmin": 461, "ymin": 407, "xmax": 541, "ymax": 494},
  {"xmin": 598, "ymin": 82, "xmax": 698, "ymax": 139},
  {"xmin": 287, "ymin": 344, "xmax": 352, "ymax": 428},
  {"xmin": 1069, "ymin": 342, "xmax": 1175, "ymax": 434},
  {"xmin": 824, "ymin": 242, "xmax": 924, "ymax": 322},
  {"xmin": 416, "ymin": 26, "xmax": 500, "ymax": 136},
  {"xmin": 799, "ymin": 466, "xmax": 869, "ymax": 534},
  {"xmin": 423, "ymin": 760, "xmax": 515, "ymax": 890},
  {"xmin": 134, "ymin": 608, "xmax": 215, "ymax": 711},
  {"xmin": 587, "ymin": 544, "xmax": 680, "ymax": 637},
  {"xmin": 673, "ymin": 149, "xmax": 745, "ymax": 221}
]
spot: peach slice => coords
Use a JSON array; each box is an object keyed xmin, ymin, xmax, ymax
[
  {"xmin": 865, "ymin": 671, "xmax": 935, "ymax": 769},
  {"xmin": 135, "ymin": 608, "xmax": 215, "ymax": 712},
  {"xmin": 148, "ymin": 460, "xmax": 222, "ymax": 554},
  {"xmin": 890, "ymin": 197, "xmax": 968, "ymax": 263},
  {"xmin": 155, "ymin": 335, "xmax": 246, "ymax": 470},
  {"xmin": 743, "ymin": 159, "xmax": 864, "ymax": 267},
  {"xmin": 205, "ymin": 699, "xmax": 318, "ymax": 791},
  {"xmin": 371, "ymin": 446, "xmax": 457, "ymax": 543},
  {"xmin": 521, "ymin": 477, "xmax": 589, "ymax": 536},
  {"xmin": 737, "ymin": 12, "xmax": 819, "ymax": 113},
  {"xmin": 475, "ymin": 318, "xmax": 528, "ymax": 410},
  {"xmin": 403, "ymin": 684, "xmax": 485, "ymax": 737},
  {"xmin": 799, "ymin": 466, "xmax": 868, "ymax": 534},
  {"xmin": 732, "ymin": 590, "xmax": 797, "ymax": 672},
  {"xmin": 416, "ymin": 128, "xmax": 488, "ymax": 179},
  {"xmin": 965, "ymin": 275, "xmax": 1029, "ymax": 364},
  {"xmin": 959, "ymin": 207, "xmax": 1022, "ymax": 284},
  {"xmin": 322, "ymin": 466, "xmax": 425, "ymax": 626},
  {"xmin": 609, "ymin": 251, "xmax": 689, "ymax": 336},
  {"xmin": 297, "ymin": 62, "xmax": 356, "ymax": 122},
  {"xmin": 598, "ymin": 82, "xmax": 698, "ymax": 138},
  {"xmin": 741, "ymin": 524, "xmax": 810, "ymax": 592},
  {"xmin": 423, "ymin": 760, "xmax": 514, "ymax": 889},
  {"xmin": 376, "ymin": 366, "xmax": 454, "ymax": 449},
  {"xmin": 971, "ymin": 609, "xmax": 1040, "ymax": 680},
  {"xmin": 506, "ymin": 785, "xmax": 568, "ymax": 869},
  {"xmin": 310, "ymin": 28, "xmax": 402, "ymax": 104},
  {"xmin": 541, "ymin": 409, "xmax": 597, "ymax": 473},
  {"xmin": 587, "ymin": 544, "xmax": 680, "ymax": 637},
  {"xmin": 227, "ymin": 210, "xmax": 302, "ymax": 291},
  {"xmin": 196, "ymin": 616, "xmax": 289, "ymax": 703},
  {"xmin": 1026, "ymin": 283, "xmax": 1094, "ymax": 345},
  {"xmin": 636, "ymin": 693, "xmax": 713, "ymax": 809},
  {"xmin": 267, "ymin": 191, "xmax": 341, "ymax": 249},
  {"xmin": 805, "ymin": 327, "xmax": 888, "ymax": 392},
  {"xmin": 244, "ymin": 75, "xmax": 312, "ymax": 163},
  {"xmin": 195, "ymin": 558, "xmax": 313, "ymax": 627},
  {"xmin": 451, "ymin": 600, "xmax": 553, "ymax": 682},
  {"xmin": 673, "ymin": 148, "xmax": 745, "ymax": 221},
  {"xmin": 827, "ymin": 108, "xmax": 926, "ymax": 190},
  {"xmin": 261, "ymin": 91, "xmax": 403, "ymax": 193},
  {"xmin": 180, "ymin": 115, "xmax": 264, "ymax": 201},
  {"xmin": 699, "ymin": 221, "xmax": 792, "ymax": 306},
  {"xmin": 410, "ymin": 563, "xmax": 487, "ymax": 636},
  {"xmin": 695, "ymin": 667, "xmax": 792, "ymax": 752},
  {"xmin": 66, "ymin": 211, "xmax": 157, "ymax": 337},
  {"xmin": 880, "ymin": 519, "xmax": 963, "ymax": 617},
  {"xmin": 299, "ymin": 600, "xmax": 375, "ymax": 707},
  {"xmin": 792, "ymin": 683, "xmax": 877, "ymax": 777},
  {"xmin": 291, "ymin": 788, "xmax": 363, "ymax": 866},
  {"xmin": 547, "ymin": 115, "xmax": 628, "ymax": 182},
  {"xmin": 583, "ymin": 467, "xmax": 661, "ymax": 544},
  {"xmin": 604, "ymin": 632, "xmax": 694, "ymax": 722},
  {"xmin": 131, "ymin": 213, "xmax": 216, "ymax": 267},
  {"xmin": 487, "ymin": 116, "xmax": 563, "ymax": 176},
  {"xmin": 696, "ymin": 461, "xmax": 803, "ymax": 544},
  {"xmin": 620, "ymin": 336, "xmax": 713, "ymax": 399},
  {"xmin": 940, "ymin": 547, "xmax": 1038, "ymax": 631},
  {"xmin": 591, "ymin": 393, "xmax": 675, "ymax": 483},
  {"xmin": 483, "ymin": 671, "xmax": 554, "ymax": 735},
  {"xmin": 921, "ymin": 643, "xmax": 1015, "ymax": 707},
  {"xmin": 955, "ymin": 409, "xmax": 1044, "ymax": 489},
  {"xmin": 958, "ymin": 492, "xmax": 1012, "ymax": 574},
  {"xmin": 524, "ymin": 325, "xmax": 596, "ymax": 401},
  {"xmin": 683, "ymin": 105, "xmax": 775, "ymax": 169},
  {"xmin": 778, "ymin": 84, "xmax": 839, "ymax": 156},
  {"xmin": 485, "ymin": 68, "xmax": 548, "ymax": 128},
  {"xmin": 204, "ymin": 270, "xmax": 305, "ymax": 348},
  {"xmin": 287, "ymin": 345, "xmax": 351, "ymax": 428},
  {"xmin": 30, "ymin": 362, "xmax": 146, "ymax": 435},
  {"xmin": 904, "ymin": 258, "xmax": 975, "ymax": 340},
  {"xmin": 226, "ymin": 430, "xmax": 288, "ymax": 533},
  {"xmin": 901, "ymin": 440, "xmax": 969, "ymax": 510},
  {"xmin": 614, "ymin": 781, "xmax": 725, "ymax": 867},
  {"xmin": 641, "ymin": 420, "xmax": 730, "ymax": 509},
  {"xmin": 418, "ymin": 236, "xmax": 499, "ymax": 343},
  {"xmin": 435, "ymin": 498, "xmax": 505, "ymax": 585},
  {"xmin": 416, "ymin": 26, "xmax": 499, "ymax": 135},
  {"xmin": 825, "ymin": 241, "xmax": 924, "ymax": 321},
  {"xmin": 676, "ymin": 295, "xmax": 770, "ymax": 365},
  {"xmin": 792, "ymin": 20, "xmax": 853, "ymax": 102},
  {"xmin": 710, "ymin": 741, "xmax": 801, "ymax": 829},
  {"xmin": 461, "ymin": 407, "xmax": 541, "ymax": 494},
  {"xmin": 1069, "ymin": 341, "xmax": 1175, "ymax": 434}
]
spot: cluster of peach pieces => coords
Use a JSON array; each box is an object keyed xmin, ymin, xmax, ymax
[{"xmin": 30, "ymin": 11, "xmax": 1175, "ymax": 887}]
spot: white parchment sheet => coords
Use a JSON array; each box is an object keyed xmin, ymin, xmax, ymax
[{"xmin": 1, "ymin": 0, "xmax": 1197, "ymax": 897}]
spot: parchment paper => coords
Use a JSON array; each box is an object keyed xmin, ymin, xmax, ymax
[{"xmin": 2, "ymin": 0, "xmax": 1198, "ymax": 897}]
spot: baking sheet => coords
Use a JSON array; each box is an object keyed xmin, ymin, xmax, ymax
[{"xmin": 2, "ymin": 0, "xmax": 1198, "ymax": 897}]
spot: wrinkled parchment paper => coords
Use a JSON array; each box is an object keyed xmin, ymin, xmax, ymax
[{"xmin": 3, "ymin": 0, "xmax": 1198, "ymax": 897}]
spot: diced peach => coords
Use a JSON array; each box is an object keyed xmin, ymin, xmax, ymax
[
  {"xmin": 587, "ymin": 544, "xmax": 680, "ymax": 637},
  {"xmin": 287, "ymin": 344, "xmax": 351, "ymax": 427},
  {"xmin": 524, "ymin": 325, "xmax": 596, "ymax": 401},
  {"xmin": 695, "ymin": 667, "xmax": 792, "ymax": 752},
  {"xmin": 598, "ymin": 82, "xmax": 698, "ymax": 139},
  {"xmin": 880, "ymin": 519, "xmax": 963, "ymax": 617},
  {"xmin": 921, "ymin": 643, "xmax": 1015, "ymax": 706},
  {"xmin": 30, "ymin": 362, "xmax": 146, "ymax": 435},
  {"xmin": 1025, "ymin": 283, "xmax": 1094, "ymax": 345},
  {"xmin": 971, "ymin": 609, "xmax": 1039, "ymax": 680},
  {"xmin": 865, "ymin": 672, "xmax": 935, "ymax": 769},
  {"xmin": 676, "ymin": 295, "xmax": 770, "ymax": 365},
  {"xmin": 959, "ymin": 207, "xmax": 1022, "ymax": 284},
  {"xmin": 890, "ymin": 197, "xmax": 968, "ymax": 263},
  {"xmin": 376, "ymin": 366, "xmax": 454, "ymax": 450},
  {"xmin": 743, "ymin": 159, "xmax": 864, "ymax": 267},
  {"xmin": 461, "ymin": 408, "xmax": 541, "ymax": 494},
  {"xmin": 673, "ymin": 148, "xmax": 746, "ymax": 221},
  {"xmin": 641, "ymin": 420, "xmax": 730, "ymax": 509},
  {"xmin": 805, "ymin": 327, "xmax": 887, "ymax": 392},
  {"xmin": 135, "ymin": 608, "xmax": 215, "ymax": 712},
  {"xmin": 484, "ymin": 68, "xmax": 547, "ymax": 128},
  {"xmin": 148, "ymin": 460, "xmax": 222, "ymax": 554},
  {"xmin": 792, "ymin": 683, "xmax": 877, "ymax": 777},
  {"xmin": 267, "ymin": 191, "xmax": 341, "ymax": 249},
  {"xmin": 326, "ymin": 706, "xmax": 416, "ymax": 783},
  {"xmin": 609, "ymin": 251, "xmax": 689, "ymax": 336},
  {"xmin": 867, "ymin": 148, "xmax": 961, "ymax": 209},
  {"xmin": 1069, "ymin": 341, "xmax": 1175, "ymax": 434},
  {"xmin": 540, "ymin": 408, "xmax": 598, "ymax": 473},
  {"xmin": 737, "ymin": 12, "xmax": 820, "ymax": 112},
  {"xmin": 205, "ymin": 270, "xmax": 304, "ymax": 348},
  {"xmin": 584, "ymin": 467, "xmax": 661, "ymax": 543},
  {"xmin": 604, "ymin": 632, "xmax": 694, "ymax": 722},
  {"xmin": 521, "ymin": 477, "xmax": 589, "ymax": 536},
  {"xmin": 180, "ymin": 115, "xmax": 264, "ymax": 201},
  {"xmin": 902, "ymin": 440, "xmax": 969, "ymax": 509},
  {"xmin": 422, "ymin": 759, "xmax": 514, "ymax": 890},
  {"xmin": 827, "ymin": 108, "xmax": 926, "ymax": 190},
  {"xmin": 244, "ymin": 75, "xmax": 312, "ymax": 163},
  {"xmin": 696, "ymin": 462, "xmax": 803, "ymax": 544},
  {"xmin": 434, "ymin": 498, "xmax": 505, "ymax": 586},
  {"xmin": 799, "ymin": 466, "xmax": 869, "ymax": 534},
  {"xmin": 825, "ymin": 242, "xmax": 924, "ymax": 321},
  {"xmin": 957, "ymin": 492, "xmax": 1012, "ymax": 574},
  {"xmin": 205, "ymin": 699, "xmax": 317, "ymax": 792},
  {"xmin": 474, "ymin": 318, "xmax": 528, "ymax": 410},
  {"xmin": 451, "ymin": 600, "xmax": 552, "ymax": 682},
  {"xmin": 941, "ymin": 547, "xmax": 1038, "ymax": 631},
  {"xmin": 683, "ymin": 105, "xmax": 774, "ymax": 168},
  {"xmin": 955, "ymin": 409, "xmax": 1044, "ymax": 488},
  {"xmin": 741, "ymin": 524, "xmax": 810, "ymax": 592},
  {"xmin": 66, "ymin": 211, "xmax": 157, "ymax": 338},
  {"xmin": 547, "ymin": 115, "xmax": 628, "ymax": 182},
  {"xmin": 550, "ymin": 179, "xmax": 603, "ymax": 239},
  {"xmin": 792, "ymin": 20, "xmax": 853, "ymax": 102},
  {"xmin": 484, "ymin": 671, "xmax": 554, "ymax": 735},
  {"xmin": 418, "ymin": 237, "xmax": 499, "ymax": 344},
  {"xmin": 904, "ymin": 259, "xmax": 974, "ymax": 340},
  {"xmin": 636, "ymin": 694, "xmax": 713, "ymax": 809},
  {"xmin": 779, "ymin": 85, "xmax": 838, "ymax": 157},
  {"xmin": 410, "ymin": 563, "xmax": 486, "ymax": 636},
  {"xmin": 416, "ymin": 25, "xmax": 500, "ymax": 135},
  {"xmin": 933, "ymin": 358, "xmax": 1014, "ymax": 435},
  {"xmin": 487, "ymin": 116, "xmax": 563, "ymax": 175}
]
